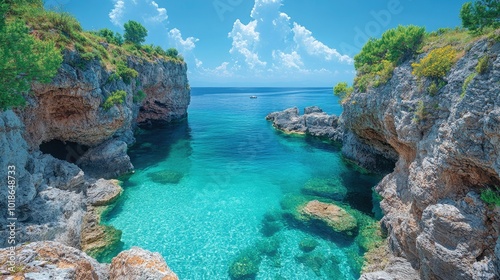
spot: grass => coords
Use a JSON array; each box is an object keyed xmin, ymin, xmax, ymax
[
  {"xmin": 461, "ymin": 73, "xmax": 477, "ymax": 98},
  {"xmin": 476, "ymin": 55, "xmax": 489, "ymax": 74}
]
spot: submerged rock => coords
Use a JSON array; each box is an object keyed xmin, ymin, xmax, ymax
[
  {"xmin": 299, "ymin": 237, "xmax": 320, "ymax": 252},
  {"xmin": 301, "ymin": 178, "xmax": 347, "ymax": 201},
  {"xmin": 266, "ymin": 106, "xmax": 342, "ymax": 142},
  {"xmin": 299, "ymin": 200, "xmax": 358, "ymax": 235},
  {"xmin": 228, "ymin": 248, "xmax": 261, "ymax": 280},
  {"xmin": 260, "ymin": 211, "xmax": 285, "ymax": 237},
  {"xmin": 147, "ymin": 170, "xmax": 184, "ymax": 184},
  {"xmin": 110, "ymin": 247, "xmax": 179, "ymax": 280}
]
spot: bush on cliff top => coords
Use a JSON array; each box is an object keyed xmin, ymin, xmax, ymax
[
  {"xmin": 460, "ymin": 0, "xmax": 500, "ymax": 33},
  {"xmin": 353, "ymin": 25, "xmax": 425, "ymax": 92},
  {"xmin": 0, "ymin": 0, "xmax": 63, "ymax": 111}
]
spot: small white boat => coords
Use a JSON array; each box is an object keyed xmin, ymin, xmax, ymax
[{"xmin": 250, "ymin": 95, "xmax": 257, "ymax": 99}]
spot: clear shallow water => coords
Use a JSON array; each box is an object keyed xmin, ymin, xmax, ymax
[{"xmin": 104, "ymin": 88, "xmax": 382, "ymax": 279}]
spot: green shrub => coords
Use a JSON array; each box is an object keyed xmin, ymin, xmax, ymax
[
  {"xmin": 476, "ymin": 55, "xmax": 489, "ymax": 74},
  {"xmin": 354, "ymin": 25, "xmax": 425, "ymax": 91},
  {"xmin": 333, "ymin": 82, "xmax": 354, "ymax": 103},
  {"xmin": 116, "ymin": 61, "xmax": 138, "ymax": 84},
  {"xmin": 412, "ymin": 46, "xmax": 458, "ymax": 79},
  {"xmin": 480, "ymin": 187, "xmax": 500, "ymax": 207},
  {"xmin": 133, "ymin": 90, "xmax": 147, "ymax": 103},
  {"xmin": 461, "ymin": 73, "xmax": 477, "ymax": 97},
  {"xmin": 427, "ymin": 80, "xmax": 446, "ymax": 96},
  {"xmin": 102, "ymin": 90, "xmax": 127, "ymax": 110},
  {"xmin": 166, "ymin": 47, "xmax": 179, "ymax": 58}
]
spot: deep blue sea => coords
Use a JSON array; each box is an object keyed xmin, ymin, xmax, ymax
[{"xmin": 104, "ymin": 88, "xmax": 382, "ymax": 279}]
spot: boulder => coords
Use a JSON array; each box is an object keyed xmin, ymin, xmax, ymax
[
  {"xmin": 299, "ymin": 200, "xmax": 357, "ymax": 235},
  {"xmin": 87, "ymin": 179, "xmax": 122, "ymax": 206},
  {"xmin": 0, "ymin": 241, "xmax": 109, "ymax": 279},
  {"xmin": 110, "ymin": 247, "xmax": 178, "ymax": 280}
]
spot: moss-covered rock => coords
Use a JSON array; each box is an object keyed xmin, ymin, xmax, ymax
[
  {"xmin": 147, "ymin": 170, "xmax": 183, "ymax": 184},
  {"xmin": 301, "ymin": 178, "xmax": 347, "ymax": 200},
  {"xmin": 228, "ymin": 249, "xmax": 262, "ymax": 280},
  {"xmin": 298, "ymin": 237, "xmax": 319, "ymax": 253}
]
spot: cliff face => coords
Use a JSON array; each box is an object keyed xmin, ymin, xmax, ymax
[
  {"xmin": 345, "ymin": 38, "xmax": 500, "ymax": 279},
  {"xmin": 0, "ymin": 50, "xmax": 190, "ymax": 252}
]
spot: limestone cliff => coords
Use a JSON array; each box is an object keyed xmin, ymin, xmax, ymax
[
  {"xmin": 0, "ymin": 48, "xmax": 190, "ymax": 274},
  {"xmin": 345, "ymin": 37, "xmax": 500, "ymax": 279}
]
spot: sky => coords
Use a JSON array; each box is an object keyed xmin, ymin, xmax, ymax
[{"xmin": 45, "ymin": 0, "xmax": 469, "ymax": 87}]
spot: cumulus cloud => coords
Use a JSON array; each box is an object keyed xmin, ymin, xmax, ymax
[
  {"xmin": 292, "ymin": 23, "xmax": 352, "ymax": 63},
  {"xmin": 168, "ymin": 28, "xmax": 199, "ymax": 53},
  {"xmin": 228, "ymin": 20, "xmax": 266, "ymax": 69},
  {"xmin": 109, "ymin": 0, "xmax": 126, "ymax": 26},
  {"xmin": 217, "ymin": 0, "xmax": 352, "ymax": 81},
  {"xmin": 272, "ymin": 50, "xmax": 303, "ymax": 69},
  {"xmin": 148, "ymin": 1, "xmax": 168, "ymax": 23}
]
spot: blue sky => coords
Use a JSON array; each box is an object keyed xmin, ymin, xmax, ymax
[{"xmin": 47, "ymin": 0, "xmax": 469, "ymax": 87}]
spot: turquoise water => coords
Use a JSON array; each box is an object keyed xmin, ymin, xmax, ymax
[{"xmin": 104, "ymin": 88, "xmax": 382, "ymax": 279}]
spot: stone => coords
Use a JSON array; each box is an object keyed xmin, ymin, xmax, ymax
[
  {"xmin": 110, "ymin": 247, "xmax": 178, "ymax": 280},
  {"xmin": 87, "ymin": 179, "xmax": 123, "ymax": 206},
  {"xmin": 0, "ymin": 241, "xmax": 109, "ymax": 279},
  {"xmin": 266, "ymin": 106, "xmax": 343, "ymax": 141},
  {"xmin": 77, "ymin": 139, "xmax": 134, "ymax": 179},
  {"xmin": 299, "ymin": 200, "xmax": 358, "ymax": 235}
]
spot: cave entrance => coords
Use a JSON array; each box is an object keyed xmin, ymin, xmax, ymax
[{"xmin": 39, "ymin": 140, "xmax": 89, "ymax": 163}]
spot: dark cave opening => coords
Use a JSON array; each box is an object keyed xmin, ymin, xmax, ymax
[{"xmin": 39, "ymin": 140, "xmax": 90, "ymax": 163}]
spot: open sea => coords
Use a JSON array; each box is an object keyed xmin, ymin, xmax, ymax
[{"xmin": 103, "ymin": 87, "xmax": 383, "ymax": 279}]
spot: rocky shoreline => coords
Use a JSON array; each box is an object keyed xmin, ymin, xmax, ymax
[
  {"xmin": 266, "ymin": 37, "xmax": 500, "ymax": 279},
  {"xmin": 0, "ymin": 49, "xmax": 189, "ymax": 278}
]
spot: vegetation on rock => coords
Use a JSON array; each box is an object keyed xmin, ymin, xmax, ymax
[
  {"xmin": 480, "ymin": 187, "xmax": 500, "ymax": 207},
  {"xmin": 333, "ymin": 82, "xmax": 354, "ymax": 103},
  {"xmin": 353, "ymin": 25, "xmax": 425, "ymax": 92},
  {"xmin": 124, "ymin": 20, "xmax": 148, "ymax": 46},
  {"xmin": 102, "ymin": 90, "xmax": 127, "ymax": 110},
  {"xmin": 0, "ymin": 0, "xmax": 62, "ymax": 110},
  {"xmin": 412, "ymin": 45, "xmax": 458, "ymax": 79}
]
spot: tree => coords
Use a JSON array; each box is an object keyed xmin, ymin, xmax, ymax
[
  {"xmin": 333, "ymin": 82, "xmax": 354, "ymax": 102},
  {"xmin": 166, "ymin": 48, "xmax": 178, "ymax": 58},
  {"xmin": 97, "ymin": 28, "xmax": 123, "ymax": 45},
  {"xmin": 0, "ymin": 1, "xmax": 62, "ymax": 110},
  {"xmin": 460, "ymin": 0, "xmax": 500, "ymax": 32},
  {"xmin": 123, "ymin": 20, "xmax": 147, "ymax": 46}
]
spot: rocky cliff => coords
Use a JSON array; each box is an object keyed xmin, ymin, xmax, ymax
[
  {"xmin": 0, "ymin": 48, "xmax": 190, "ymax": 277},
  {"xmin": 346, "ymin": 37, "xmax": 500, "ymax": 279}
]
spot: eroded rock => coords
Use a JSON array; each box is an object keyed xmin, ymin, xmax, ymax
[{"xmin": 110, "ymin": 247, "xmax": 178, "ymax": 280}]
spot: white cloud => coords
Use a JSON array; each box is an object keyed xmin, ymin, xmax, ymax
[
  {"xmin": 148, "ymin": 1, "xmax": 168, "ymax": 23},
  {"xmin": 292, "ymin": 23, "xmax": 353, "ymax": 63},
  {"xmin": 272, "ymin": 50, "xmax": 303, "ymax": 69},
  {"xmin": 250, "ymin": 0, "xmax": 282, "ymax": 20},
  {"xmin": 109, "ymin": 0, "xmax": 126, "ymax": 26},
  {"xmin": 228, "ymin": 19, "xmax": 266, "ymax": 69},
  {"xmin": 168, "ymin": 28, "xmax": 199, "ymax": 53}
]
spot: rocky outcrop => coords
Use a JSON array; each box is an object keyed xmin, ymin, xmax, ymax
[
  {"xmin": 345, "ymin": 38, "xmax": 500, "ymax": 279},
  {"xmin": 266, "ymin": 106, "xmax": 342, "ymax": 141},
  {"xmin": 0, "ymin": 241, "xmax": 177, "ymax": 280},
  {"xmin": 299, "ymin": 200, "xmax": 357, "ymax": 235},
  {"xmin": 20, "ymin": 51, "xmax": 190, "ymax": 149},
  {"xmin": 77, "ymin": 139, "xmax": 134, "ymax": 179},
  {"xmin": 81, "ymin": 179, "xmax": 123, "ymax": 261},
  {"xmin": 110, "ymin": 247, "xmax": 179, "ymax": 280}
]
